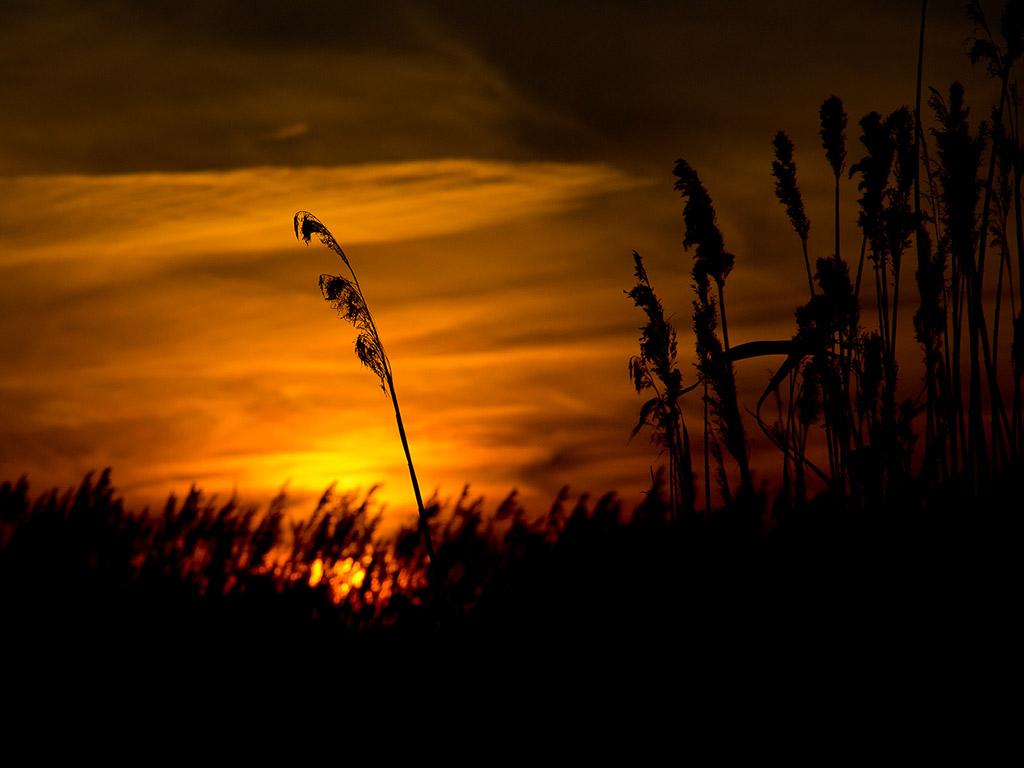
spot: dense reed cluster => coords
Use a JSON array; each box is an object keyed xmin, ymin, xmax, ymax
[
  {"xmin": 0, "ymin": 469, "xmax": 719, "ymax": 659},
  {"xmin": 629, "ymin": 0, "xmax": 1024, "ymax": 530},
  {"xmin": 2, "ymin": 462, "xmax": 1015, "ymax": 679}
]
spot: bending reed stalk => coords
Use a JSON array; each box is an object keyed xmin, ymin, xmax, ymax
[{"xmin": 294, "ymin": 211, "xmax": 436, "ymax": 562}]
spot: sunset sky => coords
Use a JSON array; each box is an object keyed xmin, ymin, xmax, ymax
[{"xmin": 0, "ymin": 1, "xmax": 1003, "ymax": 527}]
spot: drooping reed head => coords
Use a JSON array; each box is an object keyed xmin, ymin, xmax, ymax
[
  {"xmin": 300, "ymin": 214, "xmax": 389, "ymax": 390},
  {"xmin": 294, "ymin": 210, "xmax": 352, "ymax": 271},
  {"xmin": 353, "ymin": 333, "xmax": 388, "ymax": 389},
  {"xmin": 319, "ymin": 273, "xmax": 389, "ymax": 389},
  {"xmin": 319, "ymin": 274, "xmax": 367, "ymax": 328}
]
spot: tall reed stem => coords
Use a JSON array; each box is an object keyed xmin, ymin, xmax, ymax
[
  {"xmin": 385, "ymin": 375, "xmax": 435, "ymax": 560},
  {"xmin": 295, "ymin": 211, "xmax": 437, "ymax": 562}
]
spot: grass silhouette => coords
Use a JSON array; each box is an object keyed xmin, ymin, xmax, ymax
[{"xmin": 1, "ymin": 460, "xmax": 1016, "ymax": 688}]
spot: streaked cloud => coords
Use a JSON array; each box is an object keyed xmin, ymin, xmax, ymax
[{"xmin": 0, "ymin": 161, "xmax": 646, "ymax": 266}]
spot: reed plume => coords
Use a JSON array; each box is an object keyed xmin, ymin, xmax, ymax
[
  {"xmin": 626, "ymin": 252, "xmax": 696, "ymax": 519},
  {"xmin": 850, "ymin": 111, "xmax": 895, "ymax": 305},
  {"xmin": 673, "ymin": 160, "xmax": 752, "ymax": 503},
  {"xmin": 820, "ymin": 94, "xmax": 848, "ymax": 264},
  {"xmin": 674, "ymin": 159, "xmax": 735, "ymax": 348},
  {"xmin": 771, "ymin": 131, "xmax": 814, "ymax": 297},
  {"xmin": 294, "ymin": 211, "xmax": 436, "ymax": 562}
]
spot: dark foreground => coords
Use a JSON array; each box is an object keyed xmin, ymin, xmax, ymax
[{"xmin": 1, "ymin": 469, "xmax": 1017, "ymax": 700}]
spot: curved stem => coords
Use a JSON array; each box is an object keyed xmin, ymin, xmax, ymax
[{"xmin": 323, "ymin": 227, "xmax": 436, "ymax": 561}]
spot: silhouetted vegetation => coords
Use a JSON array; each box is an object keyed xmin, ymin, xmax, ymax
[
  {"xmin": 295, "ymin": 210, "xmax": 436, "ymax": 561},
  {"xmin": 626, "ymin": 252, "xmax": 696, "ymax": 519},
  {"xmin": 629, "ymin": 0, "xmax": 1023, "ymax": 537},
  {"xmin": 2, "ymin": 461, "xmax": 1016, "ymax": 681},
  {"xmin": 2, "ymin": 2, "xmax": 1020, "ymax": 675}
]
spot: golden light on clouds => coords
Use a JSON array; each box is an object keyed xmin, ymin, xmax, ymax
[
  {"xmin": 0, "ymin": 161, "xmax": 644, "ymax": 263},
  {"xmin": 0, "ymin": 160, "xmax": 670, "ymax": 524}
]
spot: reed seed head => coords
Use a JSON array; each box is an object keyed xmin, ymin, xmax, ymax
[
  {"xmin": 294, "ymin": 210, "xmax": 352, "ymax": 270},
  {"xmin": 771, "ymin": 130, "xmax": 810, "ymax": 241},
  {"xmin": 819, "ymin": 95, "xmax": 847, "ymax": 179},
  {"xmin": 673, "ymin": 159, "xmax": 734, "ymax": 288}
]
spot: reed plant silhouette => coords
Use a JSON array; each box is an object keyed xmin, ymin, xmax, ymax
[
  {"xmin": 627, "ymin": 163, "xmax": 758, "ymax": 522},
  {"xmin": 848, "ymin": 106, "xmax": 922, "ymax": 501},
  {"xmin": 0, "ymin": 470, "xmax": 720, "ymax": 664},
  {"xmin": 962, "ymin": 0, "xmax": 1024, "ymax": 463},
  {"xmin": 820, "ymin": 94, "xmax": 848, "ymax": 265},
  {"xmin": 294, "ymin": 211, "xmax": 435, "ymax": 562},
  {"xmin": 626, "ymin": 252, "xmax": 696, "ymax": 519},
  {"xmin": 625, "ymin": 0, "xmax": 1024, "ymax": 526},
  {"xmin": 767, "ymin": 122, "xmax": 859, "ymax": 505},
  {"xmin": 772, "ymin": 130, "xmax": 814, "ymax": 298},
  {"xmin": 674, "ymin": 159, "xmax": 753, "ymax": 511}
]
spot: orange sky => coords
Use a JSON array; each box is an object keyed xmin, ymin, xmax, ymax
[{"xmin": 0, "ymin": 1, "xmax": 1005, "ymax": 526}]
